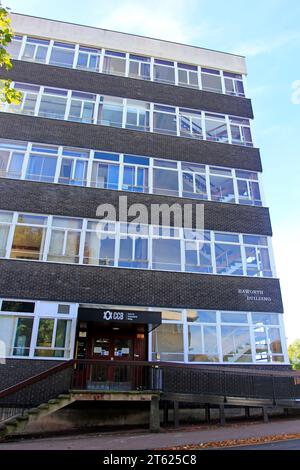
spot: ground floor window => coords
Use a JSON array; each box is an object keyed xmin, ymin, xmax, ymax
[{"xmin": 0, "ymin": 299, "xmax": 77, "ymax": 359}]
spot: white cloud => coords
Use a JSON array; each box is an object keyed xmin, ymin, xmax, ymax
[
  {"xmin": 234, "ymin": 31, "xmax": 300, "ymax": 57},
  {"xmin": 97, "ymin": 0, "xmax": 209, "ymax": 44},
  {"xmin": 272, "ymin": 221, "xmax": 300, "ymax": 346}
]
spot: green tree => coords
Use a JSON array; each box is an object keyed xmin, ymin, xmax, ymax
[
  {"xmin": 288, "ymin": 339, "xmax": 300, "ymax": 370},
  {"xmin": 0, "ymin": 6, "xmax": 22, "ymax": 104}
]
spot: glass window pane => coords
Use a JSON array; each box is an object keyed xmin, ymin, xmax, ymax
[
  {"xmin": 91, "ymin": 162, "xmax": 119, "ymax": 189},
  {"xmin": 98, "ymin": 97, "xmax": 123, "ymax": 127},
  {"xmin": 36, "ymin": 319, "xmax": 54, "ymax": 347},
  {"xmin": 55, "ymin": 319, "xmax": 71, "ymax": 348},
  {"xmin": 26, "ymin": 155, "xmax": 57, "ymax": 182},
  {"xmin": 185, "ymin": 241, "xmax": 212, "ymax": 273},
  {"xmin": 1, "ymin": 301, "xmax": 35, "ymax": 312},
  {"xmin": 153, "ymin": 111, "xmax": 177, "ymax": 135},
  {"xmin": 269, "ymin": 328, "xmax": 282, "ymax": 354},
  {"xmin": 201, "ymin": 73, "xmax": 222, "ymax": 93},
  {"xmin": 221, "ymin": 312, "xmax": 248, "ymax": 323},
  {"xmin": 84, "ymin": 232, "xmax": 115, "ymax": 266},
  {"xmin": 103, "ymin": 56, "xmax": 126, "ymax": 75},
  {"xmin": 188, "ymin": 325, "xmax": 218, "ymax": 362},
  {"xmin": 187, "ymin": 310, "xmax": 216, "ymax": 323},
  {"xmin": 210, "ymin": 175, "xmax": 235, "ymax": 202},
  {"xmin": 13, "ymin": 318, "xmax": 33, "ymax": 356},
  {"xmin": 152, "ymin": 239, "xmax": 181, "ymax": 271},
  {"xmin": 39, "ymin": 95, "xmax": 67, "ymax": 119},
  {"xmin": 153, "ymin": 168, "xmax": 179, "ymax": 196},
  {"xmin": 10, "ymin": 225, "xmax": 46, "ymax": 260},
  {"xmin": 221, "ymin": 325, "xmax": 252, "ymax": 362},
  {"xmin": 152, "ymin": 323, "xmax": 183, "ymax": 362},
  {"xmin": 0, "ymin": 316, "xmax": 16, "ymax": 356},
  {"xmin": 215, "ymin": 243, "xmax": 243, "ymax": 275},
  {"xmin": 154, "ymin": 64, "xmax": 175, "ymax": 84},
  {"xmin": 205, "ymin": 116, "xmax": 228, "ymax": 142},
  {"xmin": 251, "ymin": 313, "xmax": 279, "ymax": 326},
  {"xmin": 49, "ymin": 47, "xmax": 74, "ymax": 67}
]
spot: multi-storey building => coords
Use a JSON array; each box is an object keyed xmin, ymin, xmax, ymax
[{"xmin": 0, "ymin": 13, "xmax": 289, "ymax": 397}]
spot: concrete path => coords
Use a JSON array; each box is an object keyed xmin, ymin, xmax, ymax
[{"xmin": 0, "ymin": 418, "xmax": 300, "ymax": 450}]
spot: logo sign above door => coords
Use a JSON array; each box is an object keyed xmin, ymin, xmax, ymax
[{"xmin": 78, "ymin": 307, "xmax": 161, "ymax": 327}]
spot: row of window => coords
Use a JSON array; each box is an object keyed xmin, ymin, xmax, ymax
[
  {"xmin": 0, "ymin": 211, "xmax": 274, "ymax": 277},
  {"xmin": 0, "ymin": 139, "xmax": 262, "ymax": 206},
  {"xmin": 7, "ymin": 35, "xmax": 246, "ymax": 96},
  {"xmin": 1, "ymin": 82, "xmax": 253, "ymax": 147},
  {"xmin": 0, "ymin": 299, "xmax": 286, "ymax": 363},
  {"xmin": 152, "ymin": 309, "xmax": 286, "ymax": 363}
]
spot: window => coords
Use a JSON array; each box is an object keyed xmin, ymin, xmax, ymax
[
  {"xmin": 38, "ymin": 87, "xmax": 68, "ymax": 120},
  {"xmin": 221, "ymin": 325, "xmax": 252, "ymax": 362},
  {"xmin": 229, "ymin": 117, "xmax": 253, "ymax": 147},
  {"xmin": 0, "ymin": 212, "xmax": 13, "ymax": 257},
  {"xmin": 181, "ymin": 162, "xmax": 207, "ymax": 199},
  {"xmin": 8, "ymin": 83, "xmax": 39, "ymax": 115},
  {"xmin": 178, "ymin": 63, "xmax": 199, "ymax": 88},
  {"xmin": 201, "ymin": 68, "xmax": 222, "ymax": 93},
  {"xmin": 187, "ymin": 310, "xmax": 216, "ymax": 323},
  {"xmin": 91, "ymin": 153, "xmax": 120, "ymax": 190},
  {"xmin": 209, "ymin": 167, "xmax": 235, "ymax": 203},
  {"xmin": 179, "ymin": 109, "xmax": 203, "ymax": 139},
  {"xmin": 58, "ymin": 148, "xmax": 89, "ymax": 186},
  {"xmin": 26, "ymin": 147, "xmax": 58, "ymax": 183},
  {"xmin": 252, "ymin": 315, "xmax": 283, "ymax": 363},
  {"xmin": 119, "ymin": 234, "xmax": 148, "ymax": 268},
  {"xmin": 236, "ymin": 170, "xmax": 261, "ymax": 206},
  {"xmin": 152, "ymin": 323, "xmax": 184, "ymax": 361},
  {"xmin": 6, "ymin": 35, "xmax": 23, "ymax": 59},
  {"xmin": 102, "ymin": 50, "xmax": 126, "ymax": 76},
  {"xmin": 68, "ymin": 91, "xmax": 96, "ymax": 123},
  {"xmin": 57, "ymin": 304, "xmax": 70, "ymax": 314},
  {"xmin": 48, "ymin": 217, "xmax": 82, "ymax": 264},
  {"xmin": 0, "ymin": 316, "xmax": 33, "ymax": 357},
  {"xmin": 215, "ymin": 233, "xmax": 243, "ymax": 275},
  {"xmin": 243, "ymin": 235, "xmax": 272, "ymax": 277},
  {"xmin": 49, "ymin": 41, "xmax": 75, "ymax": 68},
  {"xmin": 10, "ymin": 214, "xmax": 47, "ymax": 260},
  {"xmin": 188, "ymin": 325, "xmax": 218, "ymax": 362},
  {"xmin": 153, "ymin": 59, "xmax": 175, "ymax": 84},
  {"xmin": 76, "ymin": 46, "xmax": 101, "ymax": 72},
  {"xmin": 221, "ymin": 312, "xmax": 248, "ymax": 323},
  {"xmin": 205, "ymin": 113, "xmax": 228, "ymax": 142},
  {"xmin": 0, "ymin": 140, "xmax": 27, "ymax": 179},
  {"xmin": 97, "ymin": 96, "xmax": 124, "ymax": 127},
  {"xmin": 35, "ymin": 318, "xmax": 72, "ymax": 358},
  {"xmin": 1, "ymin": 300, "xmax": 35, "ymax": 312},
  {"xmin": 122, "ymin": 155, "xmax": 149, "ymax": 193},
  {"xmin": 184, "ymin": 231, "xmax": 212, "ymax": 273},
  {"xmin": 84, "ymin": 221, "xmax": 116, "ymax": 266},
  {"xmin": 22, "ymin": 37, "xmax": 49, "ymax": 63},
  {"xmin": 153, "ymin": 105, "xmax": 177, "ymax": 135},
  {"xmin": 126, "ymin": 100, "xmax": 150, "ymax": 131},
  {"xmin": 152, "ymin": 228, "xmax": 181, "ymax": 271},
  {"xmin": 128, "ymin": 54, "xmax": 151, "ymax": 80},
  {"xmin": 224, "ymin": 72, "xmax": 245, "ymax": 97},
  {"xmin": 153, "ymin": 159, "xmax": 179, "ymax": 196}
]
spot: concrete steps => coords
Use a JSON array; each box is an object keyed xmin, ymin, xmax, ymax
[{"xmin": 0, "ymin": 394, "xmax": 75, "ymax": 439}]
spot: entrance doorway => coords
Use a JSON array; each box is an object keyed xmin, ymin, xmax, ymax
[{"xmin": 75, "ymin": 323, "xmax": 147, "ymax": 391}]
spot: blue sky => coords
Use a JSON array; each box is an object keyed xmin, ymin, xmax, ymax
[{"xmin": 4, "ymin": 0, "xmax": 300, "ymax": 344}]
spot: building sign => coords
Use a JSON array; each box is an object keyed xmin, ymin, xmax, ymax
[
  {"xmin": 237, "ymin": 289, "xmax": 272, "ymax": 302},
  {"xmin": 78, "ymin": 307, "xmax": 161, "ymax": 326}
]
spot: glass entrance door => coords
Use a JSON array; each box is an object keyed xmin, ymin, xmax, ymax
[{"xmin": 89, "ymin": 334, "xmax": 134, "ymax": 390}]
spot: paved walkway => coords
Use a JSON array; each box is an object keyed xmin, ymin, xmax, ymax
[{"xmin": 0, "ymin": 418, "xmax": 300, "ymax": 450}]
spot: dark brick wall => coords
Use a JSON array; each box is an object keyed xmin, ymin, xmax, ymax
[
  {"xmin": 1, "ymin": 60, "xmax": 253, "ymax": 119},
  {"xmin": 0, "ymin": 260, "xmax": 283, "ymax": 312},
  {"xmin": 0, "ymin": 113, "xmax": 262, "ymax": 172},
  {"xmin": 0, "ymin": 359, "xmax": 60, "ymax": 390},
  {"xmin": 0, "ymin": 178, "xmax": 272, "ymax": 235}
]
